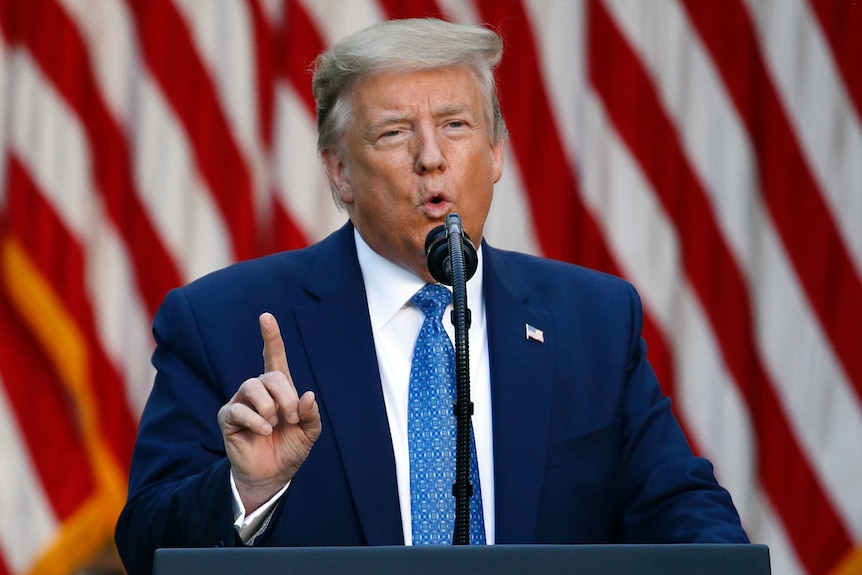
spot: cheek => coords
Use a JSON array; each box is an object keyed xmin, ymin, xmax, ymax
[
  {"xmin": 460, "ymin": 160, "xmax": 495, "ymax": 236},
  {"xmin": 353, "ymin": 154, "xmax": 411, "ymax": 194},
  {"xmin": 462, "ymin": 184, "xmax": 493, "ymax": 233}
]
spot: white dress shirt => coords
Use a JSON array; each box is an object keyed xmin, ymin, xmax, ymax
[{"xmin": 233, "ymin": 230, "xmax": 495, "ymax": 545}]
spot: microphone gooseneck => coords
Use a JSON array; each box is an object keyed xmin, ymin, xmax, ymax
[{"xmin": 424, "ymin": 213, "xmax": 476, "ymax": 545}]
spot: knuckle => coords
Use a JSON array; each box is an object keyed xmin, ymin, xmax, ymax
[
  {"xmin": 263, "ymin": 370, "xmax": 291, "ymax": 388},
  {"xmin": 228, "ymin": 402, "xmax": 246, "ymax": 419},
  {"xmin": 239, "ymin": 376, "xmax": 263, "ymax": 395}
]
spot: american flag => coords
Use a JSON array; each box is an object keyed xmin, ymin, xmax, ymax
[{"xmin": 1, "ymin": 1, "xmax": 860, "ymax": 574}]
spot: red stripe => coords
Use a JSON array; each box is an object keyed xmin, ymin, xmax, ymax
[
  {"xmin": 0, "ymin": 0, "xmax": 182, "ymax": 317},
  {"xmin": 378, "ymin": 0, "xmax": 444, "ymax": 19},
  {"xmin": 272, "ymin": 0, "xmax": 326, "ymax": 253},
  {"xmin": 807, "ymin": 0, "xmax": 862, "ymax": 122},
  {"xmin": 280, "ymin": 0, "xmax": 327, "ymax": 115},
  {"xmin": 682, "ymin": 0, "xmax": 862, "ymax": 406},
  {"xmin": 248, "ymin": 0, "xmax": 280, "ymax": 254},
  {"xmin": 589, "ymin": 2, "xmax": 851, "ymax": 572},
  {"xmin": 126, "ymin": 0, "xmax": 258, "ymax": 261},
  {"xmin": 0, "ymin": 0, "xmax": 7, "ymax": 45},
  {"xmin": 270, "ymin": 202, "xmax": 310, "ymax": 252},
  {"xmin": 5, "ymin": 155, "xmax": 137, "ymax": 471},
  {"xmin": 249, "ymin": 0, "xmax": 276, "ymax": 150},
  {"xmin": 264, "ymin": 0, "xmax": 326, "ymax": 254}
]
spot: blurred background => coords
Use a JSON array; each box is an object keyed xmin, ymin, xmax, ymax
[{"xmin": 1, "ymin": 0, "xmax": 860, "ymax": 574}]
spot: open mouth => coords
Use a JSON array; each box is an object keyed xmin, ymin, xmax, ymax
[{"xmin": 421, "ymin": 193, "xmax": 451, "ymax": 217}]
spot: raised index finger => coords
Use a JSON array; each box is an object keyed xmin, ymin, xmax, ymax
[{"xmin": 259, "ymin": 312, "xmax": 289, "ymax": 375}]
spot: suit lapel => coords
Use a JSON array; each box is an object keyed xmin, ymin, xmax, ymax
[
  {"xmin": 291, "ymin": 231, "xmax": 555, "ymax": 545},
  {"xmin": 483, "ymin": 246, "xmax": 555, "ymax": 543},
  {"xmin": 295, "ymin": 225, "xmax": 404, "ymax": 545}
]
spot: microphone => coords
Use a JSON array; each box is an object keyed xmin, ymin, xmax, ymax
[
  {"xmin": 424, "ymin": 213, "xmax": 476, "ymax": 545},
  {"xmin": 424, "ymin": 216, "xmax": 478, "ymax": 285}
]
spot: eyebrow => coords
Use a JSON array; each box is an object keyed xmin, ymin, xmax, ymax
[
  {"xmin": 365, "ymin": 105, "xmax": 476, "ymax": 134},
  {"xmin": 366, "ymin": 114, "xmax": 411, "ymax": 134}
]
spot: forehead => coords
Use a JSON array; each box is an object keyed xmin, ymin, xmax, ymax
[{"xmin": 349, "ymin": 66, "xmax": 484, "ymax": 122}]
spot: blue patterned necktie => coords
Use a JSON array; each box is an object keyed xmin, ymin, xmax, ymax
[{"xmin": 408, "ymin": 284, "xmax": 485, "ymax": 545}]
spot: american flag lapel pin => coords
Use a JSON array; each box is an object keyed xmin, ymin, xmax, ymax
[{"xmin": 525, "ymin": 323, "xmax": 544, "ymax": 343}]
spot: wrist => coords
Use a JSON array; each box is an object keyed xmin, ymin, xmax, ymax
[{"xmin": 231, "ymin": 471, "xmax": 291, "ymax": 514}]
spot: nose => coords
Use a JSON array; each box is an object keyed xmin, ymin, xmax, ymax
[{"xmin": 413, "ymin": 126, "xmax": 447, "ymax": 174}]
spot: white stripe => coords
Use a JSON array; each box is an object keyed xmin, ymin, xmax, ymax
[
  {"xmin": 743, "ymin": 0, "xmax": 862, "ymax": 276},
  {"xmin": 747, "ymin": 493, "xmax": 805, "ymax": 575},
  {"xmin": 172, "ymin": 0, "xmax": 258, "ymax": 155},
  {"xmin": 299, "ymin": 0, "xmax": 385, "ymax": 45},
  {"xmin": 0, "ymin": 379, "xmax": 58, "ymax": 574},
  {"xmin": 271, "ymin": 83, "xmax": 346, "ymax": 242},
  {"xmin": 59, "ymin": 0, "xmax": 141, "ymax": 128},
  {"xmin": 173, "ymin": 0, "xmax": 272, "ymax": 216},
  {"xmin": 671, "ymin": 283, "xmax": 757, "ymax": 510},
  {"xmin": 132, "ymin": 68, "xmax": 235, "ymax": 281},
  {"xmin": 522, "ymin": 0, "xmax": 589, "ymax": 162},
  {"xmin": 437, "ymin": 0, "xmax": 481, "ymax": 24},
  {"xmin": 0, "ymin": 30, "xmax": 9, "ymax": 211},
  {"xmin": 9, "ymin": 50, "xmax": 96, "ymax": 238},
  {"xmin": 605, "ymin": 0, "xmax": 862, "ymax": 538},
  {"xmin": 484, "ymin": 146, "xmax": 541, "ymax": 256},
  {"xmin": 85, "ymin": 217, "xmax": 157, "ymax": 417},
  {"xmin": 257, "ymin": 0, "xmax": 284, "ymax": 27}
]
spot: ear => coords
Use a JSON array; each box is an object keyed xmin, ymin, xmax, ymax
[
  {"xmin": 491, "ymin": 139, "xmax": 504, "ymax": 184},
  {"xmin": 321, "ymin": 148, "xmax": 353, "ymax": 204}
]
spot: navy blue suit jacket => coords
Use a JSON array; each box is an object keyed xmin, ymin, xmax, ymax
[{"xmin": 116, "ymin": 223, "xmax": 747, "ymax": 574}]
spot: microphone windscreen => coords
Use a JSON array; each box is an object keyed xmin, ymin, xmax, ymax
[{"xmin": 424, "ymin": 222, "xmax": 478, "ymax": 285}]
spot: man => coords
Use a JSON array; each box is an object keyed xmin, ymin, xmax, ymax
[{"xmin": 115, "ymin": 18, "xmax": 748, "ymax": 575}]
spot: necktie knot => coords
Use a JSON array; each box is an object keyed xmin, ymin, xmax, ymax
[{"xmin": 412, "ymin": 284, "xmax": 451, "ymax": 322}]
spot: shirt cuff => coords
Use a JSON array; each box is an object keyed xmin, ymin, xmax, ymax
[{"xmin": 230, "ymin": 471, "xmax": 290, "ymax": 544}]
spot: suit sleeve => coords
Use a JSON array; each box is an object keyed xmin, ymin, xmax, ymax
[
  {"xmin": 615, "ymin": 282, "xmax": 749, "ymax": 543},
  {"xmin": 114, "ymin": 288, "xmax": 243, "ymax": 575}
]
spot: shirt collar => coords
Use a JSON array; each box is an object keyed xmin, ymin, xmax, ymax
[{"xmin": 354, "ymin": 228, "xmax": 485, "ymax": 329}]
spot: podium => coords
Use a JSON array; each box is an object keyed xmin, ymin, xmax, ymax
[{"xmin": 154, "ymin": 544, "xmax": 770, "ymax": 575}]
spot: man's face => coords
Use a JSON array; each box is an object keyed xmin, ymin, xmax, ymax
[{"xmin": 322, "ymin": 66, "xmax": 504, "ymax": 283}]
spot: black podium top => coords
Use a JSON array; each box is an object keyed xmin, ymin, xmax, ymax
[{"xmin": 154, "ymin": 544, "xmax": 770, "ymax": 575}]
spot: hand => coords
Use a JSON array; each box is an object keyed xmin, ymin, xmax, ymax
[{"xmin": 217, "ymin": 312, "xmax": 321, "ymax": 512}]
